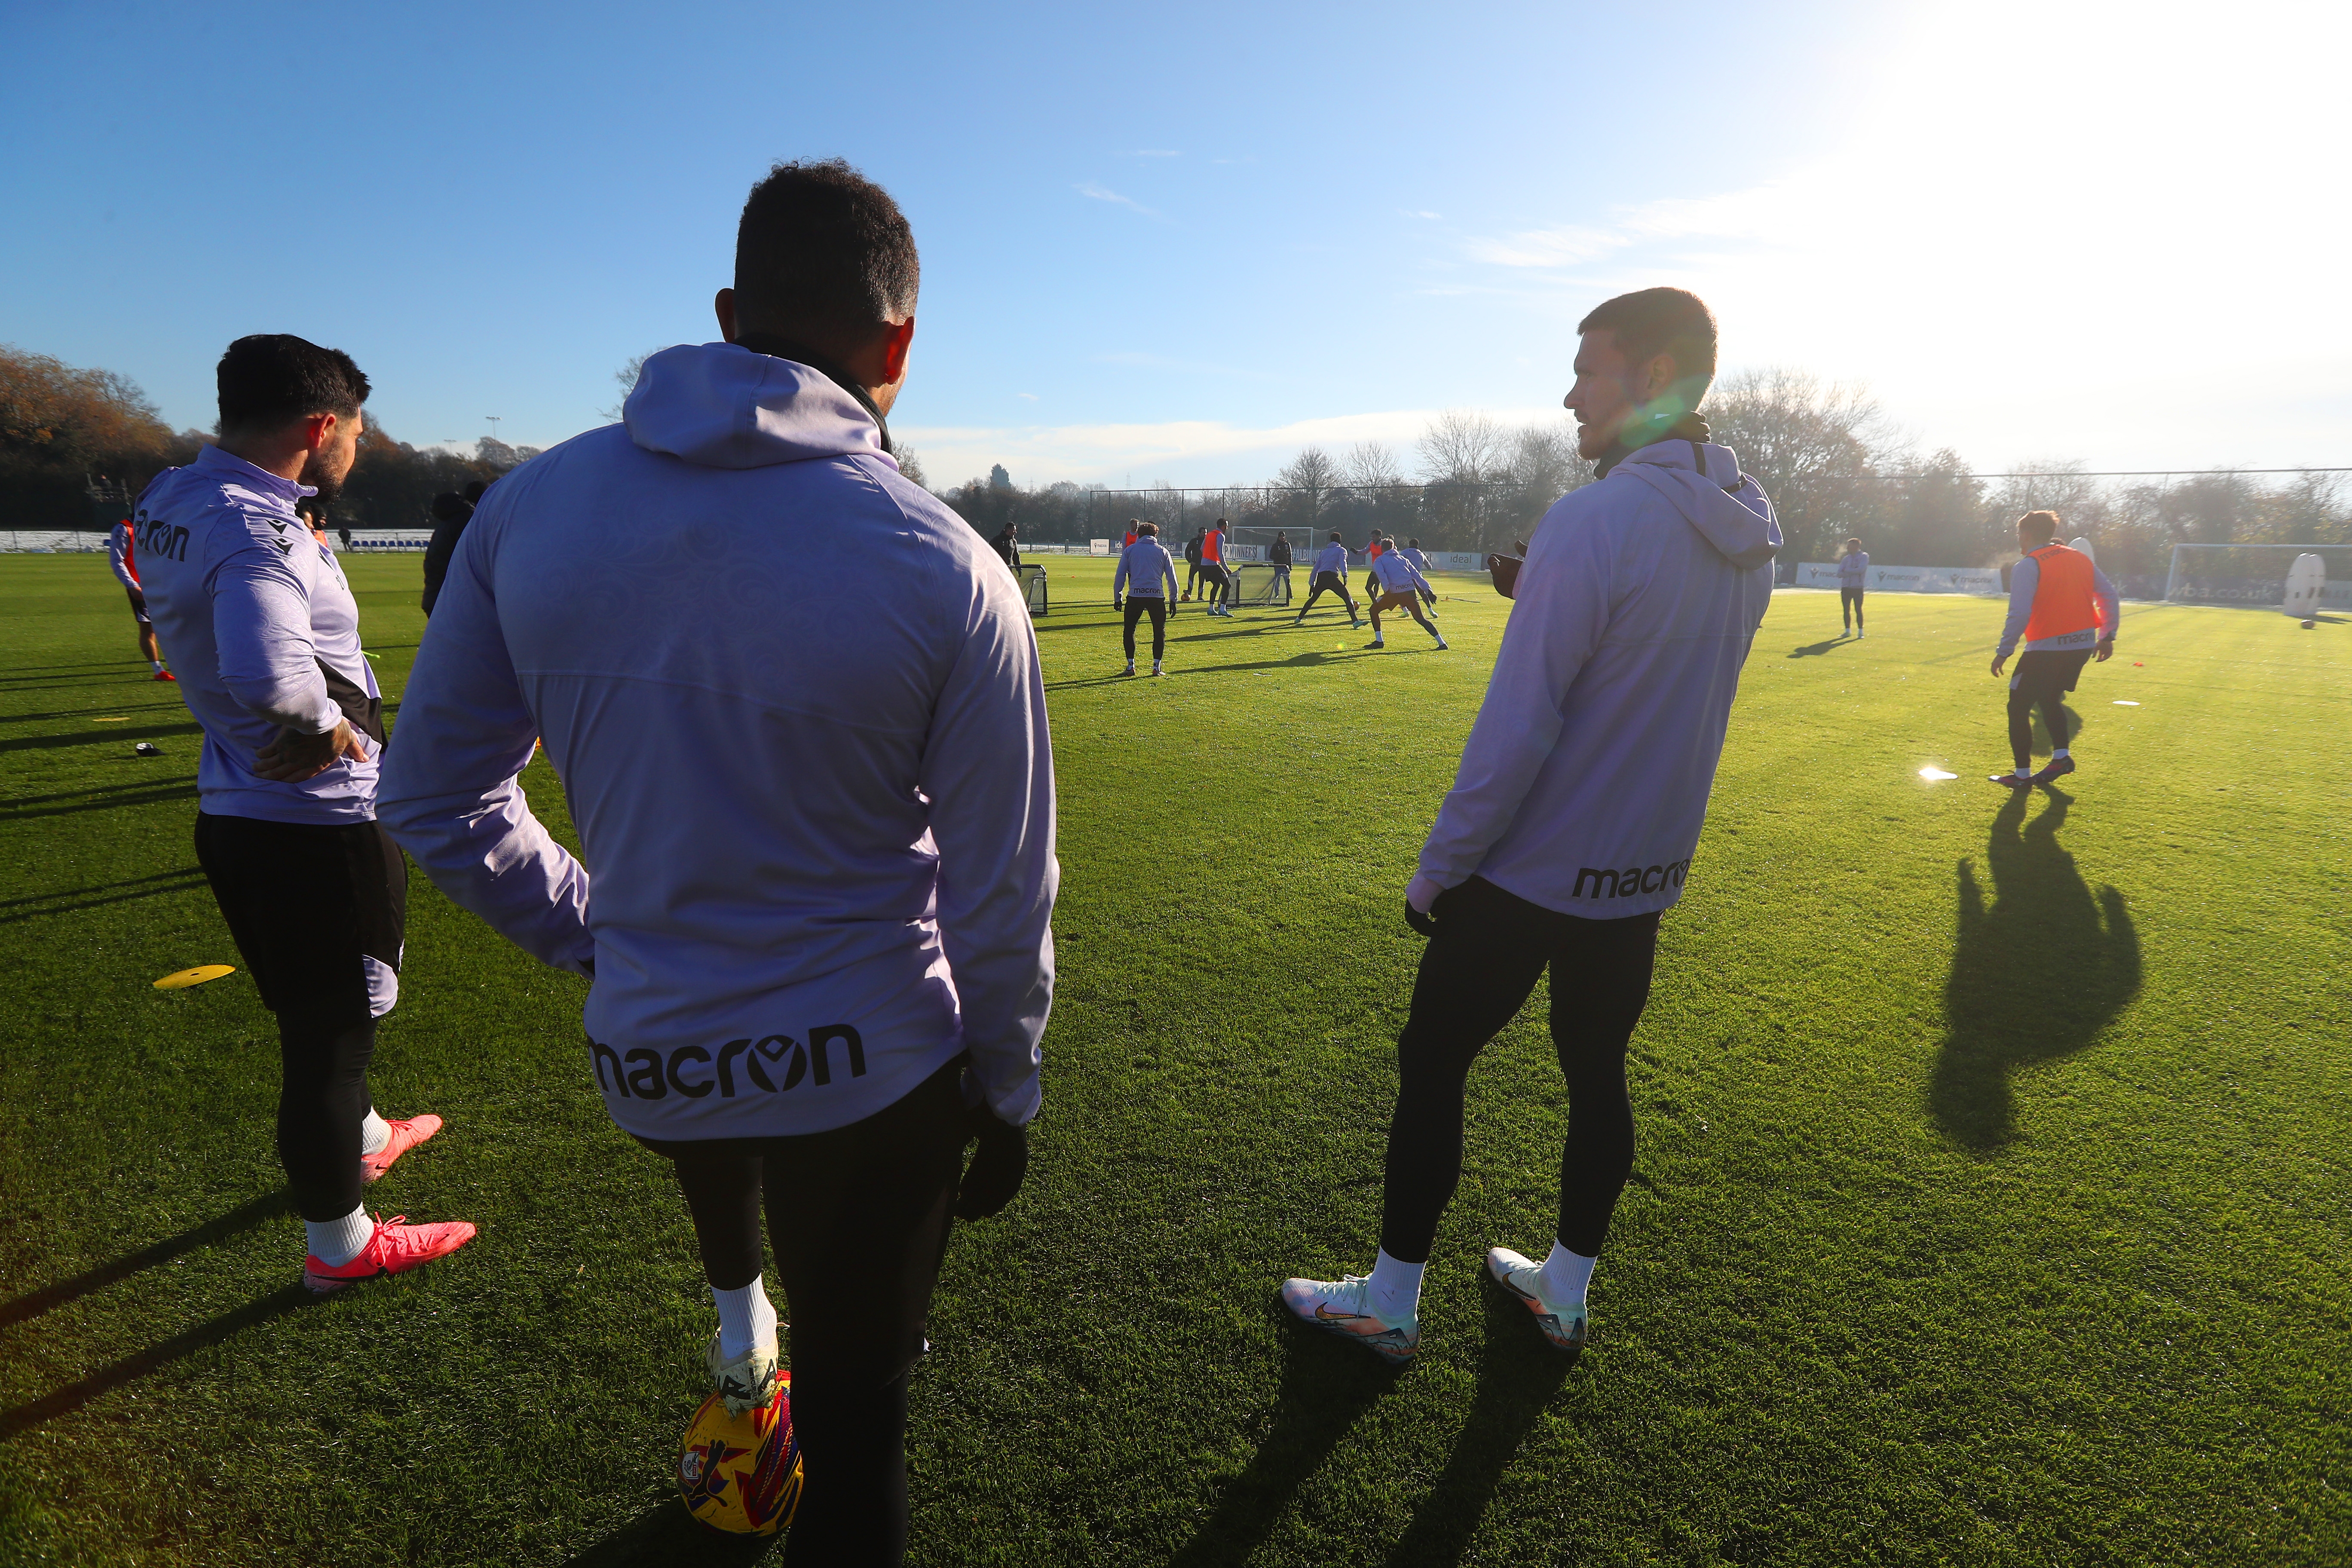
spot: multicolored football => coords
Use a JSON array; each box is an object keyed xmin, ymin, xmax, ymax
[{"xmin": 677, "ymin": 1370, "xmax": 802, "ymax": 1534}]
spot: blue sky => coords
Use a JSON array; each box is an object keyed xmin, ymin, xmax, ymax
[{"xmin": 4, "ymin": 0, "xmax": 2344, "ymax": 489}]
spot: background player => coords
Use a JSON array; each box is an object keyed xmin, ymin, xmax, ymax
[
  {"xmin": 1364, "ymin": 537, "xmax": 1446, "ymax": 651},
  {"xmin": 1292, "ymin": 531, "xmax": 1363, "ymax": 627},
  {"xmin": 1113, "ymin": 521, "xmax": 1181, "ymax": 674},
  {"xmin": 1268, "ymin": 530, "xmax": 1293, "ymax": 600},
  {"xmin": 1181, "ymin": 525, "xmax": 1206, "ymax": 600},
  {"xmin": 135, "ymin": 334, "xmax": 468, "ymax": 1297},
  {"xmin": 107, "ymin": 514, "xmax": 173, "ymax": 680},
  {"xmin": 1400, "ymin": 537, "xmax": 1439, "ymax": 610},
  {"xmin": 1198, "ymin": 516, "xmax": 1234, "ymax": 617},
  {"xmin": 1281, "ymin": 287, "xmax": 1777, "ymax": 1365},
  {"xmin": 1837, "ymin": 536, "xmax": 1868, "ymax": 636},
  {"xmin": 1990, "ymin": 509, "xmax": 2117, "ymax": 789}
]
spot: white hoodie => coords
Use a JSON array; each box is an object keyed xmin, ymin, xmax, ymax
[
  {"xmin": 377, "ymin": 343, "xmax": 1058, "ymax": 1139},
  {"xmin": 1413, "ymin": 438, "xmax": 1779, "ymax": 917}
]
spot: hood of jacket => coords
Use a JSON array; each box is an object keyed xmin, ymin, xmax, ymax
[
  {"xmin": 1615, "ymin": 439, "xmax": 1782, "ymax": 570},
  {"xmin": 622, "ymin": 342, "xmax": 897, "ymax": 472}
]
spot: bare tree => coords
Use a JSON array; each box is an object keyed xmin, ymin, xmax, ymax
[
  {"xmin": 1705, "ymin": 368, "xmax": 1903, "ymax": 562},
  {"xmin": 1415, "ymin": 408, "xmax": 1506, "ymax": 485},
  {"xmin": 1343, "ymin": 440, "xmax": 1403, "ymax": 492},
  {"xmin": 1277, "ymin": 445, "xmax": 1344, "ymax": 526},
  {"xmin": 599, "ymin": 350, "xmax": 658, "ymax": 422},
  {"xmin": 896, "ymin": 446, "xmax": 928, "ymax": 488},
  {"xmin": 1504, "ymin": 422, "xmax": 1586, "ymax": 501}
]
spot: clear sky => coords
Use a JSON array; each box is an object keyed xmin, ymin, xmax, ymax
[{"xmin": 3, "ymin": 0, "xmax": 2344, "ymax": 490}]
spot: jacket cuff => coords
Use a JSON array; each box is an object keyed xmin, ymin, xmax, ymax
[{"xmin": 1406, "ymin": 871, "xmax": 1449, "ymax": 915}]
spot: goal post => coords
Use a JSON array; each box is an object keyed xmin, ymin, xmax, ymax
[
  {"xmin": 1227, "ymin": 563, "xmax": 1291, "ymax": 607},
  {"xmin": 2162, "ymin": 543, "xmax": 2351, "ymax": 609},
  {"xmin": 1017, "ymin": 564, "xmax": 1048, "ymax": 616}
]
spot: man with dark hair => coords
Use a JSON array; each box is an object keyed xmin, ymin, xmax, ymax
[
  {"xmin": 1291, "ymin": 530, "xmax": 1363, "ymax": 627},
  {"xmin": 1268, "ymin": 530, "xmax": 1293, "ymax": 600},
  {"xmin": 1400, "ymin": 536, "xmax": 1438, "ymax": 610},
  {"xmin": 1989, "ymin": 510, "xmax": 2117, "ymax": 788},
  {"xmin": 1112, "ymin": 521, "xmax": 1180, "ymax": 675},
  {"xmin": 1363, "ymin": 536, "xmax": 1446, "ymax": 651},
  {"xmin": 378, "ymin": 158, "xmax": 1053, "ymax": 1564},
  {"xmin": 130, "ymin": 334, "xmax": 472, "ymax": 1297},
  {"xmin": 1283, "ymin": 286, "xmax": 1777, "ymax": 1365},
  {"xmin": 1181, "ymin": 525, "xmax": 1206, "ymax": 600},
  {"xmin": 106, "ymin": 514, "xmax": 173, "ymax": 680},
  {"xmin": 1198, "ymin": 517, "xmax": 1234, "ymax": 617}
]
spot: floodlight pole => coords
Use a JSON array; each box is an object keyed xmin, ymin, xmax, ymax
[
  {"xmin": 486, "ymin": 416, "xmax": 502, "ymax": 450},
  {"xmin": 2165, "ymin": 543, "xmax": 2182, "ymax": 603}
]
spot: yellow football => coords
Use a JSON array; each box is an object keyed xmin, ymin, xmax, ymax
[{"xmin": 676, "ymin": 1370, "xmax": 802, "ymax": 1535}]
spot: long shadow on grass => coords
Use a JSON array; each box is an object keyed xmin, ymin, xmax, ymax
[
  {"xmin": 0, "ymin": 867, "xmax": 210, "ymax": 925},
  {"xmin": 0, "ymin": 721, "xmax": 202, "ymax": 755},
  {"xmin": 1786, "ymin": 635, "xmax": 1853, "ymax": 657},
  {"xmin": 562, "ymin": 1494, "xmax": 776, "ymax": 1566},
  {"xmin": 0, "ymin": 781, "xmax": 201, "ymax": 824},
  {"xmin": 0, "ymin": 1283, "xmax": 314, "ymax": 1439},
  {"xmin": 1381, "ymin": 1280, "xmax": 1577, "ymax": 1567},
  {"xmin": 1932, "ymin": 787, "xmax": 2140, "ymax": 1150},
  {"xmin": 1166, "ymin": 1314, "xmax": 1406, "ymax": 1567},
  {"xmin": 0, "ymin": 1191, "xmax": 290, "ymax": 1327}
]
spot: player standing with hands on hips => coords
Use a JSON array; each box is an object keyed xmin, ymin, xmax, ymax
[
  {"xmin": 1114, "ymin": 521, "xmax": 1182, "ymax": 675},
  {"xmin": 1283, "ymin": 288, "xmax": 1778, "ymax": 1362},
  {"xmin": 379, "ymin": 160, "xmax": 1056, "ymax": 1563},
  {"xmin": 1989, "ymin": 509, "xmax": 2117, "ymax": 789},
  {"xmin": 133, "ymin": 335, "xmax": 471, "ymax": 1296}
]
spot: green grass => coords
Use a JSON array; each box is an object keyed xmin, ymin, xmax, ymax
[{"xmin": 1, "ymin": 552, "xmax": 2346, "ymax": 1567}]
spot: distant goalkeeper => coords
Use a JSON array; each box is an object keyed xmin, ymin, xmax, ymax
[
  {"xmin": 1291, "ymin": 531, "xmax": 1364, "ymax": 628},
  {"xmin": 1365, "ymin": 537, "xmax": 1446, "ymax": 651}
]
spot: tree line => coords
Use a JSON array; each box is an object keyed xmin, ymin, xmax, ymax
[{"xmin": 1, "ymin": 343, "xmax": 536, "ymax": 530}]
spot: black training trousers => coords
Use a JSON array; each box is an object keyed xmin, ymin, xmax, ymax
[
  {"xmin": 1381, "ymin": 876, "xmax": 1660, "ymax": 1263},
  {"xmin": 193, "ymin": 812, "xmax": 406, "ymax": 1223},
  {"xmin": 1123, "ymin": 596, "xmax": 1168, "ymax": 660},
  {"xmin": 2006, "ymin": 647, "xmax": 2093, "ymax": 770},
  {"xmin": 646, "ymin": 1058, "xmax": 967, "ymax": 1567},
  {"xmin": 1297, "ymin": 570, "xmax": 1357, "ymax": 618},
  {"xmin": 1841, "ymin": 585, "xmax": 1865, "ymax": 629}
]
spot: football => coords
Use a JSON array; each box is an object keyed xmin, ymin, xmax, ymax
[{"xmin": 676, "ymin": 1371, "xmax": 802, "ymax": 1535}]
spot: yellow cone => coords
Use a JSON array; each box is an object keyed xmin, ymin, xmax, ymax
[{"xmin": 154, "ymin": 965, "xmax": 236, "ymax": 990}]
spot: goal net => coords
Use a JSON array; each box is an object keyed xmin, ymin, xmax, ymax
[
  {"xmin": 2163, "ymin": 544, "xmax": 2352, "ymax": 609},
  {"xmin": 1227, "ymin": 563, "xmax": 1291, "ymax": 606}
]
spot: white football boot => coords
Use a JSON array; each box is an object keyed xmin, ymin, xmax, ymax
[
  {"xmin": 1278, "ymin": 1273, "xmax": 1419, "ymax": 1366},
  {"xmin": 1485, "ymin": 1246, "xmax": 1587, "ymax": 1352},
  {"xmin": 706, "ymin": 1328, "xmax": 781, "ymax": 1416}
]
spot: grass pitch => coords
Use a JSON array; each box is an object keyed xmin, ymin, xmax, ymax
[{"xmin": 0, "ymin": 552, "xmax": 2346, "ymax": 1567}]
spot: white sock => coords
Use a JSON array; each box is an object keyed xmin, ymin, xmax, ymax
[
  {"xmin": 713, "ymin": 1278, "xmax": 778, "ymax": 1361},
  {"xmin": 306, "ymin": 1204, "xmax": 374, "ymax": 1265},
  {"xmin": 2015, "ymin": 765, "xmax": 2033, "ymax": 778},
  {"xmin": 150, "ymin": 659, "xmax": 165, "ymax": 673},
  {"xmin": 1536, "ymin": 1240, "xmax": 1598, "ymax": 1307},
  {"xmin": 1366, "ymin": 1247, "xmax": 1424, "ymax": 1321},
  {"xmin": 358, "ymin": 1107, "xmax": 390, "ymax": 1158},
  {"xmin": 2052, "ymin": 747, "xmax": 2070, "ymax": 759}
]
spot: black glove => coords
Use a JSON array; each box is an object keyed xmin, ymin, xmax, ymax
[
  {"xmin": 955, "ymin": 1105, "xmax": 1029, "ymax": 1219},
  {"xmin": 1404, "ymin": 899, "xmax": 1438, "ymax": 937}
]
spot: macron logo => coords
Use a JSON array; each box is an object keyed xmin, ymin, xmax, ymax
[{"xmin": 1572, "ymin": 860, "xmax": 1690, "ymax": 900}]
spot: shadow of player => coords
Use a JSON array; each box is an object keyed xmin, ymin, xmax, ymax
[
  {"xmin": 1930, "ymin": 787, "xmax": 2140, "ymax": 1151},
  {"xmin": 1786, "ymin": 636, "xmax": 1853, "ymax": 658},
  {"xmin": 1165, "ymin": 1304, "xmax": 1407, "ymax": 1567},
  {"xmin": 1378, "ymin": 1278, "xmax": 1578, "ymax": 1566},
  {"xmin": 562, "ymin": 1493, "xmax": 778, "ymax": 1566}
]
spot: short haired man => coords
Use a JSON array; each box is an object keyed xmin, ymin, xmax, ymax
[
  {"xmin": 1291, "ymin": 531, "xmax": 1364, "ymax": 627},
  {"xmin": 1268, "ymin": 530, "xmax": 1293, "ymax": 601},
  {"xmin": 1837, "ymin": 537, "xmax": 1868, "ymax": 637},
  {"xmin": 1989, "ymin": 510, "xmax": 2117, "ymax": 789},
  {"xmin": 132, "ymin": 334, "xmax": 471, "ymax": 1295},
  {"xmin": 1181, "ymin": 525, "xmax": 1206, "ymax": 600},
  {"xmin": 1283, "ymin": 287, "xmax": 1778, "ymax": 1362},
  {"xmin": 378, "ymin": 159, "xmax": 1055, "ymax": 1563},
  {"xmin": 1123, "ymin": 519, "xmax": 1140, "ymax": 548},
  {"xmin": 1364, "ymin": 537, "xmax": 1446, "ymax": 651},
  {"xmin": 1113, "ymin": 521, "xmax": 1181, "ymax": 675},
  {"xmin": 1400, "ymin": 536, "xmax": 1438, "ymax": 609},
  {"xmin": 1198, "ymin": 517, "xmax": 1235, "ymax": 617},
  {"xmin": 106, "ymin": 514, "xmax": 174, "ymax": 680}
]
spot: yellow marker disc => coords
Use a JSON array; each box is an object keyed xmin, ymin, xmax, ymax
[
  {"xmin": 93, "ymin": 716, "xmax": 130, "ymax": 723},
  {"xmin": 154, "ymin": 965, "xmax": 236, "ymax": 990}
]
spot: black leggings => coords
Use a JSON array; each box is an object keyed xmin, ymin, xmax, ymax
[
  {"xmin": 649, "ymin": 1060, "xmax": 967, "ymax": 1566},
  {"xmin": 1381, "ymin": 876, "xmax": 1660, "ymax": 1262},
  {"xmin": 1296, "ymin": 570, "xmax": 1357, "ymax": 617},
  {"xmin": 2005, "ymin": 649, "xmax": 2092, "ymax": 770},
  {"xmin": 1123, "ymin": 596, "xmax": 1167, "ymax": 660},
  {"xmin": 1841, "ymin": 586, "xmax": 1864, "ymax": 628},
  {"xmin": 193, "ymin": 812, "xmax": 405, "ymax": 1223}
]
